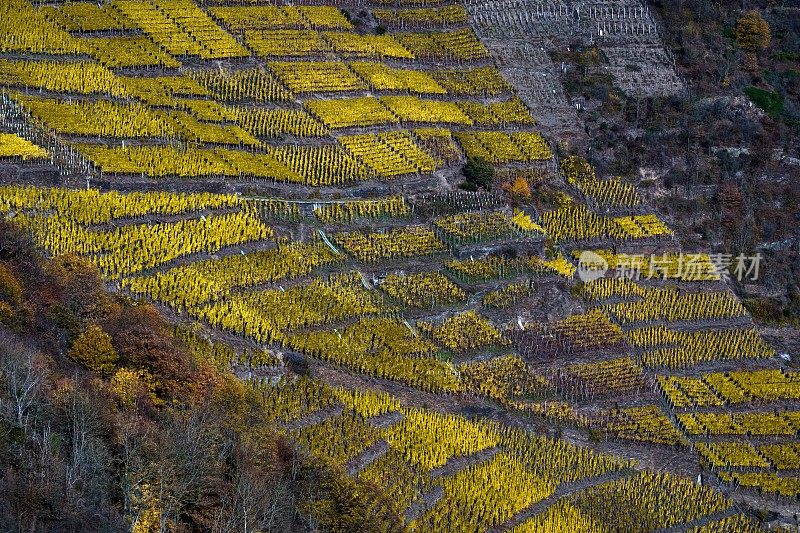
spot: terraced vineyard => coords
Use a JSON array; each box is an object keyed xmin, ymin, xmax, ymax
[{"xmin": 0, "ymin": 0, "xmax": 796, "ymax": 531}]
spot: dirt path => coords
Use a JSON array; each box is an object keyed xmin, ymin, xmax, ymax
[
  {"xmin": 401, "ymin": 445, "xmax": 503, "ymax": 523},
  {"xmin": 346, "ymin": 439, "xmax": 390, "ymax": 476},
  {"xmin": 282, "ymin": 405, "xmax": 343, "ymax": 432},
  {"xmin": 654, "ymin": 507, "xmax": 737, "ymax": 533},
  {"xmin": 311, "ymin": 360, "xmax": 496, "ymax": 415},
  {"xmin": 488, "ymin": 468, "xmax": 637, "ymax": 532},
  {"xmin": 429, "ymin": 445, "xmax": 501, "ymax": 480},
  {"xmin": 404, "ymin": 486, "xmax": 444, "ymax": 523},
  {"xmin": 367, "ymin": 410, "xmax": 405, "ymax": 428}
]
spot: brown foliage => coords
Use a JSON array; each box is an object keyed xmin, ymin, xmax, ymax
[
  {"xmin": 733, "ymin": 10, "xmax": 771, "ymax": 52},
  {"xmin": 46, "ymin": 254, "xmax": 119, "ymax": 325},
  {"xmin": 0, "ymin": 262, "xmax": 23, "ymax": 329},
  {"xmin": 502, "ymin": 176, "xmax": 532, "ymax": 198},
  {"xmin": 718, "ymin": 182, "xmax": 744, "ymax": 232},
  {"xmin": 0, "ymin": 262, "xmax": 22, "ymax": 305},
  {"xmin": 105, "ymin": 304, "xmax": 192, "ymax": 399}
]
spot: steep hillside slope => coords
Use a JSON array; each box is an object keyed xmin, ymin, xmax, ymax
[{"xmin": 0, "ymin": 0, "xmax": 797, "ymax": 530}]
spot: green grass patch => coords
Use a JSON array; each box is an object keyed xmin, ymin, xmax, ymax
[
  {"xmin": 744, "ymin": 86, "xmax": 784, "ymax": 117},
  {"xmin": 776, "ymin": 51, "xmax": 800, "ymax": 62}
]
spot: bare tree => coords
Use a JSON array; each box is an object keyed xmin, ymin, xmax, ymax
[{"xmin": 0, "ymin": 331, "xmax": 44, "ymax": 431}]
